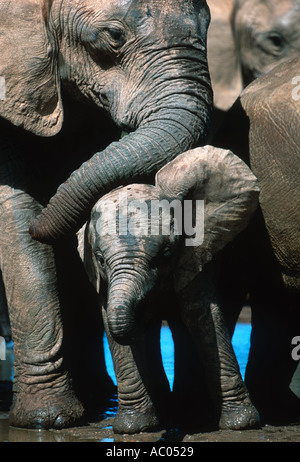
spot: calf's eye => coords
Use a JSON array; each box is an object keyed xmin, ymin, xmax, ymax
[
  {"xmin": 95, "ymin": 251, "xmax": 105, "ymax": 267},
  {"xmin": 263, "ymin": 32, "xmax": 285, "ymax": 55}
]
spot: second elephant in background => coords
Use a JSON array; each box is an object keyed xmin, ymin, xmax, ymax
[
  {"xmin": 207, "ymin": 0, "xmax": 300, "ymax": 112},
  {"xmin": 78, "ymin": 146, "xmax": 260, "ymax": 434}
]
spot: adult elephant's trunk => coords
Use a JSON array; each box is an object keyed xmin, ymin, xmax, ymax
[{"xmin": 29, "ymin": 89, "xmax": 212, "ymax": 243}]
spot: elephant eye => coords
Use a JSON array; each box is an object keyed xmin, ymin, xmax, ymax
[
  {"xmin": 150, "ymin": 245, "xmax": 173, "ymax": 269},
  {"xmin": 158, "ymin": 246, "xmax": 173, "ymax": 263},
  {"xmin": 83, "ymin": 22, "xmax": 126, "ymax": 60},
  {"xmin": 163, "ymin": 246, "xmax": 172, "ymax": 259},
  {"xmin": 103, "ymin": 26, "xmax": 126, "ymax": 49},
  {"xmin": 261, "ymin": 32, "xmax": 285, "ymax": 55},
  {"xmin": 106, "ymin": 28, "xmax": 122, "ymax": 42},
  {"xmin": 95, "ymin": 251, "xmax": 106, "ymax": 268}
]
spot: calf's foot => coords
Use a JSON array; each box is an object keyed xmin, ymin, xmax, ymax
[
  {"xmin": 113, "ymin": 405, "xmax": 159, "ymax": 434},
  {"xmin": 219, "ymin": 400, "xmax": 260, "ymax": 430}
]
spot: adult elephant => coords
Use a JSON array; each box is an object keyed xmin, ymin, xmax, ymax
[
  {"xmin": 0, "ymin": 0, "xmax": 213, "ymax": 429},
  {"xmin": 213, "ymin": 58, "xmax": 300, "ymax": 423},
  {"xmin": 78, "ymin": 146, "xmax": 260, "ymax": 434},
  {"xmin": 207, "ymin": 0, "xmax": 300, "ymax": 112}
]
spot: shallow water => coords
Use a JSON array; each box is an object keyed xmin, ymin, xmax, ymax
[{"xmin": 232, "ymin": 323, "xmax": 251, "ymax": 379}]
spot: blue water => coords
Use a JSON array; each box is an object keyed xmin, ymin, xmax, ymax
[
  {"xmin": 104, "ymin": 323, "xmax": 252, "ymax": 388},
  {"xmin": 232, "ymin": 323, "xmax": 252, "ymax": 379}
]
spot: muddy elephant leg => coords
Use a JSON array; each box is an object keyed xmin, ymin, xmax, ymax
[
  {"xmin": 0, "ymin": 157, "xmax": 84, "ymax": 429},
  {"xmin": 102, "ymin": 306, "xmax": 167, "ymax": 434},
  {"xmin": 179, "ymin": 264, "xmax": 259, "ymax": 430}
]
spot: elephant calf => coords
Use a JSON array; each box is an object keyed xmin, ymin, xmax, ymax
[{"xmin": 78, "ymin": 146, "xmax": 260, "ymax": 434}]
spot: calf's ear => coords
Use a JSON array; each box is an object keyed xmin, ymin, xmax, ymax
[
  {"xmin": 155, "ymin": 145, "xmax": 260, "ymax": 290},
  {"xmin": 77, "ymin": 223, "xmax": 102, "ymax": 294}
]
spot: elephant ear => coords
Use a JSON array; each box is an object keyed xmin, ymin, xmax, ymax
[
  {"xmin": 155, "ymin": 145, "xmax": 260, "ymax": 291},
  {"xmin": 77, "ymin": 223, "xmax": 101, "ymax": 294},
  {"xmin": 0, "ymin": 0, "xmax": 63, "ymax": 136},
  {"xmin": 207, "ymin": 0, "xmax": 243, "ymax": 111}
]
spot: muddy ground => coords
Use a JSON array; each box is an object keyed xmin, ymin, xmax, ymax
[
  {"xmin": 1, "ymin": 410, "xmax": 300, "ymax": 443},
  {"xmin": 1, "ymin": 308, "xmax": 300, "ymax": 444}
]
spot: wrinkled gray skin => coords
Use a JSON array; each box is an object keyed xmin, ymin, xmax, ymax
[
  {"xmin": 207, "ymin": 0, "xmax": 300, "ymax": 111},
  {"xmin": 0, "ymin": 0, "xmax": 212, "ymax": 429},
  {"xmin": 79, "ymin": 146, "xmax": 260, "ymax": 434},
  {"xmin": 212, "ymin": 58, "xmax": 300, "ymax": 423}
]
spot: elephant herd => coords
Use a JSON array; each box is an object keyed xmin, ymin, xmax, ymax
[{"xmin": 0, "ymin": 0, "xmax": 299, "ymax": 434}]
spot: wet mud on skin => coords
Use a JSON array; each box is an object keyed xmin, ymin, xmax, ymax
[{"xmin": 1, "ymin": 411, "xmax": 300, "ymax": 442}]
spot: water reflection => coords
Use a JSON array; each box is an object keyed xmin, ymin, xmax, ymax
[{"xmin": 0, "ymin": 419, "xmax": 81, "ymax": 442}]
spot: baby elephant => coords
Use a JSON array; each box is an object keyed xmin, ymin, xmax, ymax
[{"xmin": 78, "ymin": 146, "xmax": 260, "ymax": 434}]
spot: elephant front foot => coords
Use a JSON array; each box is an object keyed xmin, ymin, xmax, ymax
[
  {"xmin": 9, "ymin": 386, "xmax": 84, "ymax": 430},
  {"xmin": 113, "ymin": 406, "xmax": 159, "ymax": 434},
  {"xmin": 219, "ymin": 400, "xmax": 260, "ymax": 430}
]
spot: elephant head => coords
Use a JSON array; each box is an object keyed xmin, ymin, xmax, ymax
[
  {"xmin": 80, "ymin": 146, "xmax": 259, "ymax": 344},
  {"xmin": 207, "ymin": 0, "xmax": 300, "ymax": 110},
  {"xmin": 0, "ymin": 0, "xmax": 213, "ymax": 242}
]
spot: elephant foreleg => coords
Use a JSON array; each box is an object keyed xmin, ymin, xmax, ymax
[
  {"xmin": 179, "ymin": 264, "xmax": 260, "ymax": 430},
  {"xmin": 0, "ymin": 177, "xmax": 83, "ymax": 429},
  {"xmin": 101, "ymin": 306, "xmax": 161, "ymax": 434}
]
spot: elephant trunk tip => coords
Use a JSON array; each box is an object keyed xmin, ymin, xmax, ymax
[
  {"xmin": 29, "ymin": 207, "xmax": 80, "ymax": 245},
  {"xmin": 107, "ymin": 305, "xmax": 139, "ymax": 346},
  {"xmin": 29, "ymin": 219, "xmax": 54, "ymax": 245}
]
